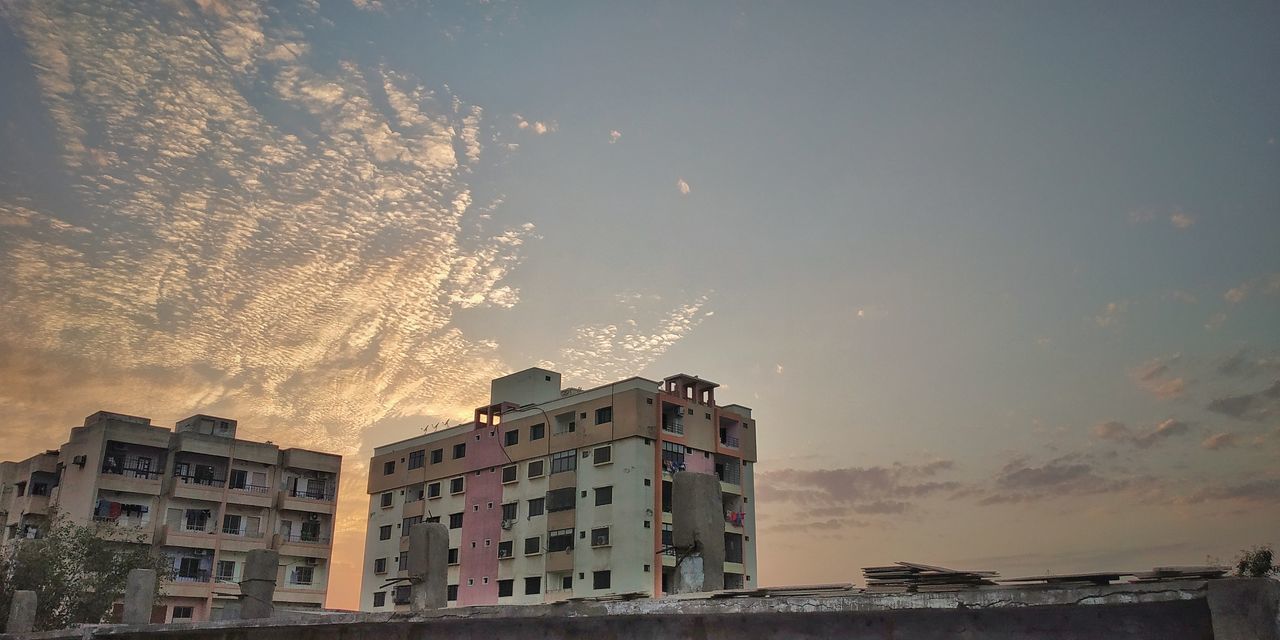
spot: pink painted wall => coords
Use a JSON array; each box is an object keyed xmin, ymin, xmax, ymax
[
  {"xmin": 456, "ymin": 424, "xmax": 507, "ymax": 606},
  {"xmin": 684, "ymin": 447, "xmax": 716, "ymax": 475}
]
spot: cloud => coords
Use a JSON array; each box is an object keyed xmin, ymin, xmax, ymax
[
  {"xmin": 1216, "ymin": 348, "xmax": 1280, "ymax": 379},
  {"xmin": 1093, "ymin": 300, "xmax": 1128, "ymax": 327},
  {"xmin": 0, "ymin": 1, "xmax": 537, "ymax": 458},
  {"xmin": 1175, "ymin": 478, "xmax": 1280, "ymax": 505},
  {"xmin": 513, "ymin": 114, "xmax": 555, "ymax": 135},
  {"xmin": 550, "ymin": 294, "xmax": 712, "ymax": 386},
  {"xmin": 1200, "ymin": 432, "xmax": 1238, "ymax": 450},
  {"xmin": 1223, "ymin": 285, "xmax": 1249, "ymax": 304},
  {"xmin": 756, "ymin": 460, "xmax": 960, "ymax": 516},
  {"xmin": 608, "ymin": 130, "xmax": 621, "ymax": 143},
  {"xmin": 1206, "ymin": 380, "xmax": 1280, "ymax": 421},
  {"xmin": 1204, "ymin": 313, "xmax": 1227, "ymax": 331},
  {"xmin": 676, "ymin": 178, "xmax": 691, "ymax": 195},
  {"xmin": 1169, "ymin": 210, "xmax": 1195, "ymax": 229},
  {"xmin": 775, "ymin": 364, "xmax": 784, "ymax": 375},
  {"xmin": 977, "ymin": 454, "xmax": 1152, "ymax": 505},
  {"xmin": 1091, "ymin": 419, "xmax": 1190, "ymax": 449},
  {"xmin": 1166, "ymin": 290, "xmax": 1198, "ymax": 305},
  {"xmin": 1129, "ymin": 355, "xmax": 1186, "ymax": 399}
]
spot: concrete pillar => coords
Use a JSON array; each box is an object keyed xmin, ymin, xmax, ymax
[
  {"xmin": 122, "ymin": 568, "xmax": 157, "ymax": 625},
  {"xmin": 407, "ymin": 522, "xmax": 450, "ymax": 611},
  {"xmin": 6, "ymin": 590, "xmax": 36, "ymax": 634},
  {"xmin": 1206, "ymin": 578, "xmax": 1280, "ymax": 640},
  {"xmin": 239, "ymin": 548, "xmax": 280, "ymax": 619},
  {"xmin": 670, "ymin": 471, "xmax": 724, "ymax": 594}
]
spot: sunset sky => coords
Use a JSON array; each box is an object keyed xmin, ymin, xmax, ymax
[{"xmin": 1, "ymin": 0, "xmax": 1278, "ymax": 610}]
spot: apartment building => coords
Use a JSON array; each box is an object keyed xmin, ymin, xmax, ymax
[
  {"xmin": 360, "ymin": 368, "xmax": 757, "ymax": 610},
  {"xmin": 0, "ymin": 411, "xmax": 341, "ymax": 622}
]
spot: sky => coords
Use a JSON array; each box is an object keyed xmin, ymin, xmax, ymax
[{"xmin": 1, "ymin": 0, "xmax": 1278, "ymax": 610}]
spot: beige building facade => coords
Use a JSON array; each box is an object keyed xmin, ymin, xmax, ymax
[
  {"xmin": 0, "ymin": 411, "xmax": 341, "ymax": 622},
  {"xmin": 359, "ymin": 368, "xmax": 758, "ymax": 611}
]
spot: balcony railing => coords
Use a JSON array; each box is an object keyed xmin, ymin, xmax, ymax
[
  {"xmin": 101, "ymin": 465, "xmax": 161, "ymax": 480},
  {"xmin": 289, "ymin": 574, "xmax": 315, "ymax": 586},
  {"xmin": 280, "ymin": 532, "xmax": 330, "ymax": 545},
  {"xmin": 181, "ymin": 521, "xmax": 214, "ymax": 534},
  {"xmin": 230, "ymin": 483, "xmax": 271, "ymax": 494},
  {"xmin": 287, "ymin": 487, "xmax": 336, "ymax": 502},
  {"xmin": 174, "ymin": 570, "xmax": 211, "ymax": 583},
  {"xmin": 717, "ymin": 465, "xmax": 742, "ymax": 485},
  {"xmin": 175, "ymin": 475, "xmax": 226, "ymax": 488},
  {"xmin": 221, "ymin": 526, "xmax": 265, "ymax": 538},
  {"xmin": 662, "ymin": 420, "xmax": 684, "ymax": 435},
  {"xmin": 725, "ymin": 511, "xmax": 746, "ymax": 527},
  {"xmin": 720, "ymin": 435, "xmax": 740, "ymax": 448}
]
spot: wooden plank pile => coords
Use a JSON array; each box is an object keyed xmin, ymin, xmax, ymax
[
  {"xmin": 863, "ymin": 562, "xmax": 999, "ymax": 593},
  {"xmin": 1000, "ymin": 572, "xmax": 1129, "ymax": 587},
  {"xmin": 1131, "ymin": 566, "xmax": 1229, "ymax": 582}
]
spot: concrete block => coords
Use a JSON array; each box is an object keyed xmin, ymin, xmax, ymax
[
  {"xmin": 671, "ymin": 471, "xmax": 724, "ymax": 593},
  {"xmin": 407, "ymin": 522, "xmax": 450, "ymax": 610},
  {"xmin": 1206, "ymin": 577, "xmax": 1280, "ymax": 640},
  {"xmin": 239, "ymin": 548, "xmax": 280, "ymax": 619},
  {"xmin": 6, "ymin": 590, "xmax": 36, "ymax": 634},
  {"xmin": 122, "ymin": 568, "xmax": 157, "ymax": 625}
]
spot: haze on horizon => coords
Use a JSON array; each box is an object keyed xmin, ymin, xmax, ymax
[{"xmin": 1, "ymin": 0, "xmax": 1277, "ymax": 610}]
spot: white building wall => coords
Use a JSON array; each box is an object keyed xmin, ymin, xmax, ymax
[
  {"xmin": 570, "ymin": 437, "xmax": 655, "ymax": 597},
  {"xmin": 742, "ymin": 461, "xmax": 757, "ymax": 588}
]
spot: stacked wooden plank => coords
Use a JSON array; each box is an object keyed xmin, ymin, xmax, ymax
[
  {"xmin": 863, "ymin": 562, "xmax": 999, "ymax": 593},
  {"xmin": 1131, "ymin": 566, "xmax": 1228, "ymax": 582},
  {"xmin": 1000, "ymin": 572, "xmax": 1129, "ymax": 587}
]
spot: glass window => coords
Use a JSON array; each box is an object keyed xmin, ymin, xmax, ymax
[
  {"xmin": 498, "ymin": 540, "xmax": 513, "ymax": 558},
  {"xmin": 447, "ymin": 585, "xmax": 458, "ymax": 601},
  {"xmin": 527, "ymin": 497, "xmax": 544, "ymax": 516},
  {"xmin": 498, "ymin": 579, "xmax": 514, "ymax": 597},
  {"xmin": 402, "ymin": 516, "xmax": 422, "ymax": 532},
  {"xmin": 504, "ymin": 430, "xmax": 519, "ymax": 446},
  {"xmin": 591, "ymin": 527, "xmax": 610, "ymax": 547},
  {"xmin": 380, "ymin": 492, "xmax": 393, "ymax": 508},
  {"xmin": 524, "ymin": 536, "xmax": 541, "ymax": 555},
  {"xmin": 527, "ymin": 460, "xmax": 545, "ymax": 478},
  {"xmin": 408, "ymin": 450, "xmax": 425, "ymax": 469},
  {"xmin": 548, "ymin": 528, "xmax": 574, "ymax": 552},
  {"xmin": 501, "ymin": 502, "xmax": 517, "ymax": 520},
  {"xmin": 595, "ymin": 406, "xmax": 612, "ymax": 424},
  {"xmin": 453, "ymin": 443, "xmax": 466, "ymax": 459},
  {"xmin": 594, "ymin": 486, "xmax": 612, "ymax": 506},
  {"xmin": 593, "ymin": 570, "xmax": 611, "ymax": 590},
  {"xmin": 550, "ymin": 450, "xmax": 576, "ymax": 474},
  {"xmin": 547, "ymin": 487, "xmax": 575, "ymax": 512},
  {"xmin": 448, "ymin": 548, "xmax": 459, "ymax": 564},
  {"xmin": 427, "ymin": 482, "xmax": 441, "ymax": 498},
  {"xmin": 430, "ymin": 448, "xmax": 443, "ymax": 464},
  {"xmin": 449, "ymin": 513, "xmax": 463, "ymax": 529},
  {"xmin": 530, "ymin": 423, "xmax": 545, "ymax": 440},
  {"xmin": 450, "ymin": 477, "xmax": 465, "ymax": 494},
  {"xmin": 374, "ymin": 558, "xmax": 387, "ymax": 574},
  {"xmin": 379, "ymin": 525, "xmax": 392, "ymax": 540},
  {"xmin": 383, "ymin": 460, "xmax": 395, "ymax": 475},
  {"xmin": 373, "ymin": 592, "xmax": 386, "ymax": 607},
  {"xmin": 525, "ymin": 576, "xmax": 541, "ymax": 595},
  {"xmin": 502, "ymin": 465, "xmax": 517, "ymax": 483}
]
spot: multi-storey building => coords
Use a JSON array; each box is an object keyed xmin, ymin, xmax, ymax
[
  {"xmin": 0, "ymin": 411, "xmax": 341, "ymax": 622},
  {"xmin": 360, "ymin": 368, "xmax": 757, "ymax": 610}
]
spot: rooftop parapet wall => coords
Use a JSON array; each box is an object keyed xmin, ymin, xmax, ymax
[{"xmin": 7, "ymin": 579, "xmax": 1277, "ymax": 640}]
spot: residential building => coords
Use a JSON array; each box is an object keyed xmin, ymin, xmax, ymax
[
  {"xmin": 0, "ymin": 411, "xmax": 341, "ymax": 622},
  {"xmin": 360, "ymin": 368, "xmax": 757, "ymax": 610}
]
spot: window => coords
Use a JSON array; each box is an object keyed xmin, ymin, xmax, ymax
[
  {"xmin": 530, "ymin": 423, "xmax": 545, "ymax": 440},
  {"xmin": 498, "ymin": 579, "xmax": 513, "ymax": 597},
  {"xmin": 498, "ymin": 540, "xmax": 513, "ymax": 558},
  {"xmin": 229, "ymin": 469, "xmax": 247, "ymax": 490},
  {"xmin": 594, "ymin": 486, "xmax": 613, "ymax": 506},
  {"xmin": 525, "ymin": 576, "xmax": 541, "ymax": 595},
  {"xmin": 595, "ymin": 406, "xmax": 612, "ymax": 425},
  {"xmin": 450, "ymin": 477, "xmax": 465, "ymax": 494},
  {"xmin": 594, "ymin": 446, "xmax": 612, "ymax": 465},
  {"xmin": 554, "ymin": 412, "xmax": 576, "ymax": 434},
  {"xmin": 430, "ymin": 448, "xmax": 443, "ymax": 464},
  {"xmin": 380, "ymin": 492, "xmax": 393, "ymax": 508},
  {"xmin": 399, "ymin": 551, "xmax": 408, "ymax": 567},
  {"xmin": 662, "ymin": 442, "xmax": 686, "ymax": 470},
  {"xmin": 172, "ymin": 606, "xmax": 194, "ymax": 620},
  {"xmin": 562, "ymin": 575, "xmax": 573, "ymax": 590},
  {"xmin": 292, "ymin": 566, "xmax": 314, "ymax": 585},
  {"xmin": 394, "ymin": 585, "xmax": 410, "ymax": 605},
  {"xmin": 527, "ymin": 460, "xmax": 545, "ymax": 478},
  {"xmin": 527, "ymin": 497, "xmax": 545, "ymax": 516},
  {"xmin": 501, "ymin": 465, "xmax": 517, "ymax": 483},
  {"xmin": 379, "ymin": 525, "xmax": 392, "ymax": 540},
  {"xmin": 524, "ymin": 536, "xmax": 541, "ymax": 555},
  {"xmin": 373, "ymin": 591, "xmax": 386, "ymax": 607},
  {"xmin": 548, "ymin": 528, "xmax": 574, "ymax": 552},
  {"xmin": 593, "ymin": 570, "xmax": 611, "ymax": 590},
  {"xmin": 447, "ymin": 585, "xmax": 458, "ymax": 601},
  {"xmin": 374, "ymin": 558, "xmax": 387, "ymax": 574},
  {"xmin": 546, "ymin": 487, "xmax": 575, "ymax": 512},
  {"xmin": 216, "ymin": 560, "xmax": 235, "ymax": 581},
  {"xmin": 427, "ymin": 482, "xmax": 441, "ymax": 498},
  {"xmin": 591, "ymin": 527, "xmax": 610, "ymax": 547},
  {"xmin": 662, "ymin": 481, "xmax": 672, "ymax": 513},
  {"xmin": 449, "ymin": 513, "xmax": 463, "ymax": 529},
  {"xmin": 402, "ymin": 516, "xmax": 422, "ymax": 532},
  {"xmin": 452, "ymin": 443, "xmax": 466, "ymax": 459},
  {"xmin": 407, "ymin": 484, "xmax": 425, "ymax": 502},
  {"xmin": 426, "ymin": 516, "xmax": 440, "ymax": 523},
  {"xmin": 448, "ymin": 548, "xmax": 459, "ymax": 565},
  {"xmin": 550, "ymin": 450, "xmax": 576, "ymax": 474},
  {"xmin": 383, "ymin": 460, "xmax": 395, "ymax": 475},
  {"xmin": 408, "ymin": 450, "xmax": 425, "ymax": 469},
  {"xmin": 504, "ymin": 430, "xmax": 519, "ymax": 446},
  {"xmin": 501, "ymin": 502, "xmax": 517, "ymax": 521}
]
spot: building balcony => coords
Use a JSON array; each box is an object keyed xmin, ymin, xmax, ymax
[
  {"xmin": 276, "ymin": 488, "xmax": 336, "ymax": 515},
  {"xmin": 166, "ymin": 572, "xmax": 213, "ymax": 598},
  {"xmin": 91, "ymin": 516, "xmax": 154, "ymax": 543},
  {"xmin": 159, "ymin": 523, "xmax": 217, "ymax": 549},
  {"xmin": 278, "ymin": 533, "xmax": 332, "ymax": 559},
  {"xmin": 225, "ymin": 484, "xmax": 274, "ymax": 508},
  {"xmin": 275, "ymin": 587, "xmax": 327, "ymax": 606},
  {"xmin": 719, "ymin": 435, "xmax": 740, "ymax": 449},
  {"xmin": 99, "ymin": 465, "xmax": 163, "ymax": 495},
  {"xmin": 171, "ymin": 476, "xmax": 227, "ymax": 501}
]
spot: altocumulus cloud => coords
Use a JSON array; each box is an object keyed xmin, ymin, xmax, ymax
[{"xmin": 0, "ymin": 0, "xmax": 537, "ymax": 454}]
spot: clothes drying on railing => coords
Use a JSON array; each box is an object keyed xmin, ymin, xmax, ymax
[
  {"xmin": 662, "ymin": 460, "xmax": 687, "ymax": 474},
  {"xmin": 725, "ymin": 510, "xmax": 746, "ymax": 526}
]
